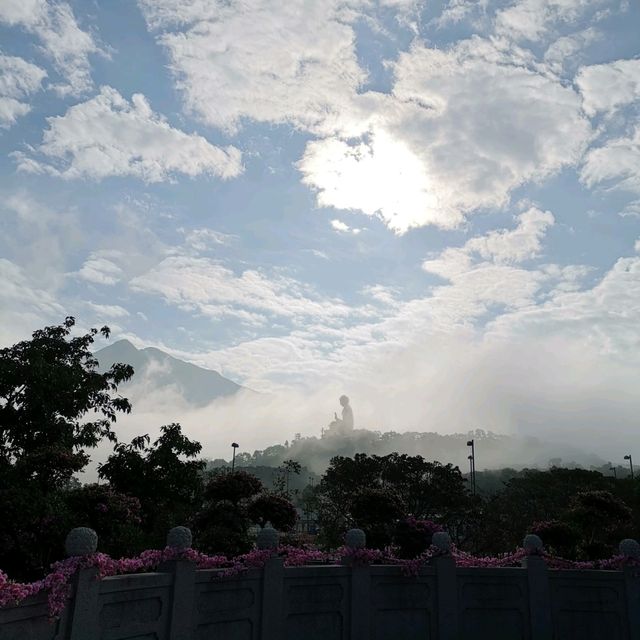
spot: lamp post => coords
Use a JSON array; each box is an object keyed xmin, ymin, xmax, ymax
[
  {"xmin": 467, "ymin": 439, "xmax": 476, "ymax": 495},
  {"xmin": 231, "ymin": 442, "xmax": 239, "ymax": 471},
  {"xmin": 610, "ymin": 466, "xmax": 617, "ymax": 480},
  {"xmin": 624, "ymin": 454, "xmax": 634, "ymax": 479}
]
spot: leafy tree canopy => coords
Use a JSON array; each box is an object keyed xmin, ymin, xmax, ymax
[
  {"xmin": 204, "ymin": 469, "xmax": 263, "ymax": 505},
  {"xmin": 0, "ymin": 317, "xmax": 133, "ymax": 488},
  {"xmin": 247, "ymin": 493, "xmax": 297, "ymax": 531},
  {"xmin": 98, "ymin": 423, "xmax": 205, "ymax": 538}
]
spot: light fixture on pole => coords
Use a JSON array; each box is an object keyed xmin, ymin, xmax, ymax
[
  {"xmin": 231, "ymin": 442, "xmax": 239, "ymax": 471},
  {"xmin": 624, "ymin": 454, "xmax": 634, "ymax": 479},
  {"xmin": 467, "ymin": 439, "xmax": 476, "ymax": 495},
  {"xmin": 610, "ymin": 466, "xmax": 617, "ymax": 480}
]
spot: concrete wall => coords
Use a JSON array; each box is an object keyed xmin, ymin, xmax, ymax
[{"xmin": 1, "ymin": 555, "xmax": 639, "ymax": 640}]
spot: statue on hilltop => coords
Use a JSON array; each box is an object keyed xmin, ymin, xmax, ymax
[{"xmin": 323, "ymin": 395, "xmax": 354, "ymax": 437}]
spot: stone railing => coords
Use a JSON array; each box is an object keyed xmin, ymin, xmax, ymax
[{"xmin": 1, "ymin": 527, "xmax": 639, "ymax": 640}]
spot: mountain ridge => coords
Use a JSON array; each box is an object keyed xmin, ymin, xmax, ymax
[{"xmin": 95, "ymin": 339, "xmax": 247, "ymax": 407}]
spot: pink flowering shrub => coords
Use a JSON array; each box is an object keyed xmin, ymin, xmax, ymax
[{"xmin": 2, "ymin": 540, "xmax": 639, "ymax": 620}]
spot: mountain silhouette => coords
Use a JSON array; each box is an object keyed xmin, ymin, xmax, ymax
[{"xmin": 95, "ymin": 339, "xmax": 246, "ymax": 406}]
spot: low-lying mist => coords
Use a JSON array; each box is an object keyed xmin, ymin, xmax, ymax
[{"xmin": 85, "ymin": 330, "xmax": 639, "ymax": 481}]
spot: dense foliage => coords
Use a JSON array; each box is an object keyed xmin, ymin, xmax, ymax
[
  {"xmin": 0, "ymin": 319, "xmax": 133, "ymax": 578},
  {"xmin": 315, "ymin": 453, "xmax": 469, "ymax": 548},
  {"xmin": 98, "ymin": 423, "xmax": 205, "ymax": 549},
  {"xmin": 1, "ymin": 320, "xmax": 639, "ymax": 583}
]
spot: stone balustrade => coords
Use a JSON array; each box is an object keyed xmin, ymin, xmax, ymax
[{"xmin": 1, "ymin": 526, "xmax": 639, "ymax": 640}]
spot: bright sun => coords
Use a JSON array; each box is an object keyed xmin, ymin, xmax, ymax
[{"xmin": 299, "ymin": 128, "xmax": 453, "ymax": 233}]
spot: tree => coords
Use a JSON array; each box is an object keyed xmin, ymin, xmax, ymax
[
  {"xmin": 0, "ymin": 317, "xmax": 133, "ymax": 488},
  {"xmin": 477, "ymin": 467, "xmax": 610, "ymax": 553},
  {"xmin": 98, "ymin": 423, "xmax": 205, "ymax": 546},
  {"xmin": 273, "ymin": 459, "xmax": 302, "ymax": 497},
  {"xmin": 248, "ymin": 493, "xmax": 297, "ymax": 531},
  {"xmin": 349, "ymin": 487, "xmax": 406, "ymax": 549},
  {"xmin": 203, "ymin": 470, "xmax": 263, "ymax": 505},
  {"xmin": 316, "ymin": 453, "xmax": 469, "ymax": 548},
  {"xmin": 194, "ymin": 470, "xmax": 265, "ymax": 555},
  {"xmin": 0, "ymin": 318, "xmax": 133, "ymax": 579},
  {"xmin": 63, "ymin": 484, "xmax": 144, "ymax": 557},
  {"xmin": 566, "ymin": 490, "xmax": 633, "ymax": 559}
]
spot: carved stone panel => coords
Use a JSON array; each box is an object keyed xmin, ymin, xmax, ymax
[
  {"xmin": 285, "ymin": 611, "xmax": 343, "ymax": 640},
  {"xmin": 374, "ymin": 609, "xmax": 431, "ymax": 640},
  {"xmin": 197, "ymin": 618, "xmax": 253, "ymax": 640}
]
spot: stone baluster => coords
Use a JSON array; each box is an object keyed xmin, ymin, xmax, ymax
[
  {"xmin": 521, "ymin": 534, "xmax": 552, "ymax": 640},
  {"xmin": 344, "ymin": 529, "xmax": 370, "ymax": 640},
  {"xmin": 161, "ymin": 526, "xmax": 196, "ymax": 640},
  {"xmin": 258, "ymin": 523, "xmax": 284, "ymax": 640},
  {"xmin": 66, "ymin": 527, "xmax": 101, "ymax": 640},
  {"xmin": 620, "ymin": 538, "xmax": 640, "ymax": 640},
  {"xmin": 432, "ymin": 531, "xmax": 458, "ymax": 640}
]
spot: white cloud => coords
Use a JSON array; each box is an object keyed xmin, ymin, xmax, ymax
[
  {"xmin": 85, "ymin": 302, "xmax": 130, "ymax": 319},
  {"xmin": 182, "ymin": 227, "xmax": 236, "ymax": 253},
  {"xmin": 362, "ymin": 284, "xmax": 399, "ymax": 307},
  {"xmin": 77, "ymin": 251, "xmax": 125, "ymax": 286},
  {"xmin": 0, "ymin": 189, "xmax": 87, "ymax": 291},
  {"xmin": 302, "ymin": 37, "xmax": 590, "ymax": 232},
  {"xmin": 391, "ymin": 38, "xmax": 591, "ymax": 218},
  {"xmin": 464, "ymin": 207, "xmax": 555, "ymax": 263},
  {"xmin": 0, "ymin": 54, "xmax": 46, "ymax": 128},
  {"xmin": 488, "ymin": 256, "xmax": 640, "ymax": 359},
  {"xmin": 301, "ymin": 130, "xmax": 444, "ymax": 232},
  {"xmin": 130, "ymin": 256, "xmax": 364, "ymax": 323},
  {"xmin": 576, "ymin": 58, "xmax": 640, "ymax": 116},
  {"xmin": 138, "ymin": 0, "xmax": 366, "ymax": 133},
  {"xmin": 581, "ymin": 123, "xmax": 640, "ymax": 195},
  {"xmin": 330, "ymin": 219, "xmax": 362, "ymax": 234},
  {"xmin": 543, "ymin": 27, "xmax": 600, "ymax": 74},
  {"xmin": 0, "ymin": 258, "xmax": 64, "ymax": 345},
  {"xmin": 494, "ymin": 0, "xmax": 608, "ymax": 43},
  {"xmin": 419, "ymin": 209, "xmax": 557, "ymax": 329},
  {"xmin": 0, "ymin": 0, "xmax": 99, "ymax": 96},
  {"xmin": 15, "ymin": 87, "xmax": 243, "ymax": 182},
  {"xmin": 620, "ymin": 200, "xmax": 640, "ymax": 218},
  {"xmin": 330, "ymin": 219, "xmax": 350, "ymax": 232},
  {"xmin": 434, "ymin": 0, "xmax": 491, "ymax": 28}
]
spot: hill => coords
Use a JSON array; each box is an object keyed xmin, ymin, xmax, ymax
[{"xmin": 94, "ymin": 339, "xmax": 246, "ymax": 407}]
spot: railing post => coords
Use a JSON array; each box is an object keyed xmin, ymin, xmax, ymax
[
  {"xmin": 521, "ymin": 534, "xmax": 552, "ymax": 640},
  {"xmin": 160, "ymin": 527, "xmax": 197, "ymax": 640},
  {"xmin": 432, "ymin": 532, "xmax": 458, "ymax": 640},
  {"xmin": 620, "ymin": 539, "xmax": 640, "ymax": 640},
  {"xmin": 65, "ymin": 527, "xmax": 101, "ymax": 640},
  {"xmin": 344, "ymin": 529, "xmax": 370, "ymax": 640},
  {"xmin": 258, "ymin": 523, "xmax": 283, "ymax": 640}
]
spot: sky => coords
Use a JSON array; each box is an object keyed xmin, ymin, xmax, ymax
[{"xmin": 1, "ymin": 0, "xmax": 640, "ymax": 461}]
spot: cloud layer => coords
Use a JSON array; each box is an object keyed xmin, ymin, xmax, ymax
[{"xmin": 15, "ymin": 87, "xmax": 243, "ymax": 182}]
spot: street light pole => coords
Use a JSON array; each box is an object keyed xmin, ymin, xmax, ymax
[
  {"xmin": 610, "ymin": 466, "xmax": 617, "ymax": 480},
  {"xmin": 467, "ymin": 439, "xmax": 476, "ymax": 495},
  {"xmin": 624, "ymin": 454, "xmax": 634, "ymax": 479},
  {"xmin": 231, "ymin": 442, "xmax": 239, "ymax": 471}
]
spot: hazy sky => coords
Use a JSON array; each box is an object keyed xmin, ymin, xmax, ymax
[{"xmin": 1, "ymin": 0, "xmax": 639, "ymax": 454}]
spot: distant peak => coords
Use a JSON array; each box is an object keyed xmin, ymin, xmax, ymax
[
  {"xmin": 95, "ymin": 338, "xmax": 140, "ymax": 356},
  {"xmin": 109, "ymin": 338, "xmax": 139, "ymax": 350}
]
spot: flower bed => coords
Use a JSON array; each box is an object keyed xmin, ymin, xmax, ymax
[{"xmin": 1, "ymin": 543, "xmax": 638, "ymax": 619}]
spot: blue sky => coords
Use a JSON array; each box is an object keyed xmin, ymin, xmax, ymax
[{"xmin": 1, "ymin": 0, "xmax": 640, "ymax": 455}]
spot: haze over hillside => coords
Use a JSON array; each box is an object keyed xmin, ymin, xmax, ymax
[
  {"xmin": 88, "ymin": 340, "xmax": 612, "ymax": 478},
  {"xmin": 95, "ymin": 339, "xmax": 248, "ymax": 407}
]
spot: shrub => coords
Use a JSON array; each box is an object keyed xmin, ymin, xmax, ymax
[
  {"xmin": 393, "ymin": 517, "xmax": 443, "ymax": 559},
  {"xmin": 248, "ymin": 493, "xmax": 297, "ymax": 531}
]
